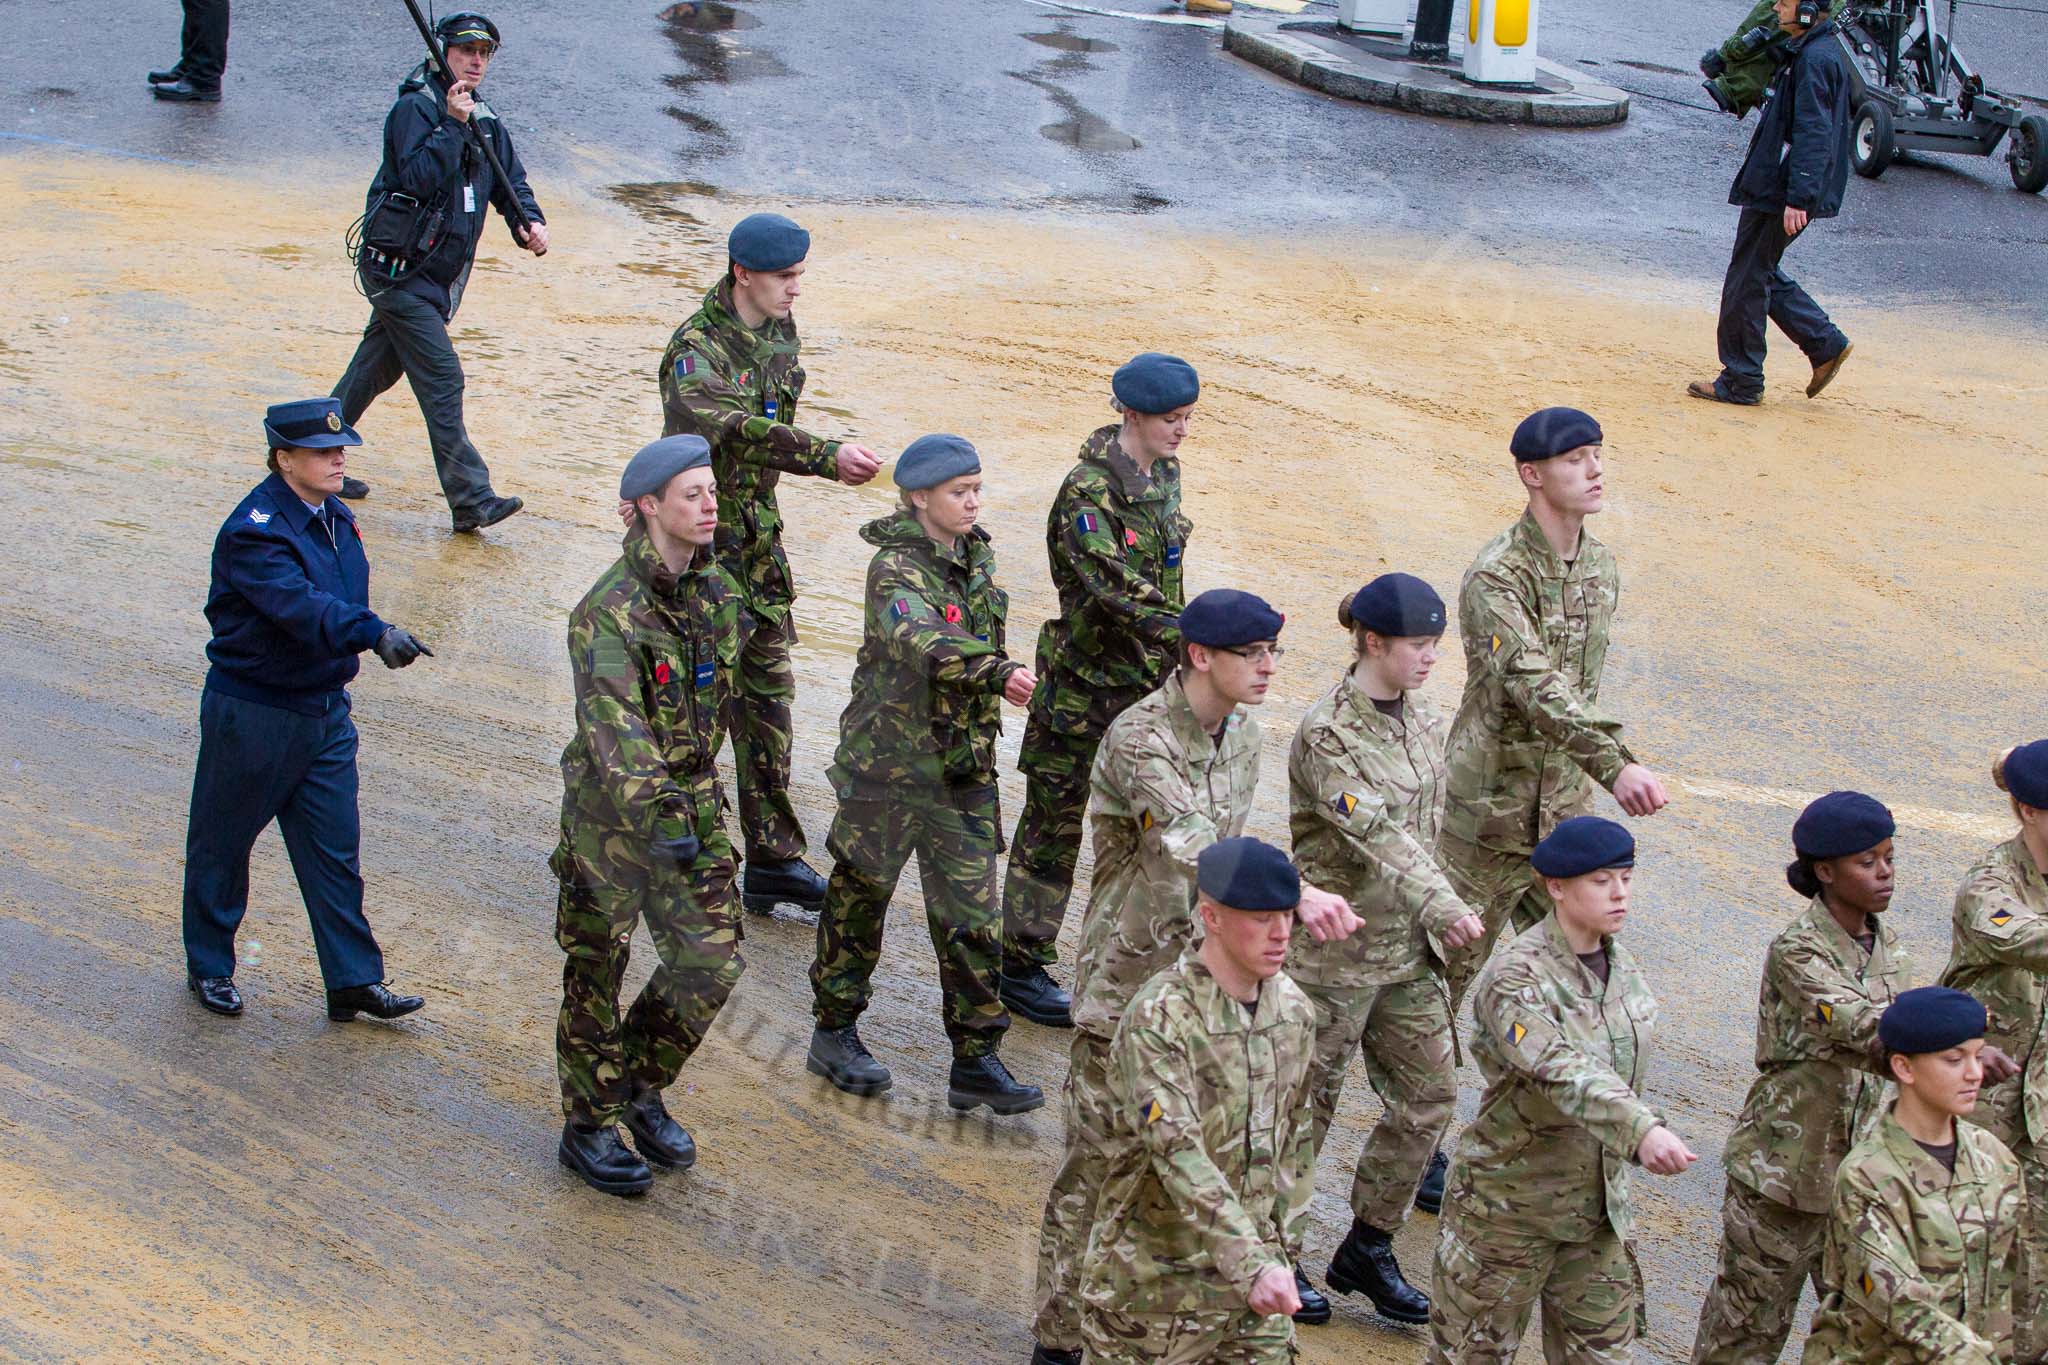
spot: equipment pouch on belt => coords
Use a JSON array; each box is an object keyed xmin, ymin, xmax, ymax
[{"xmin": 357, "ymin": 190, "xmax": 447, "ymax": 280}]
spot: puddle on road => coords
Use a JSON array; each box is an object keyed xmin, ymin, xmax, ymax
[
  {"xmin": 607, "ymin": 180, "xmax": 720, "ymax": 230},
  {"xmin": 1023, "ymin": 31, "xmax": 1119, "ymax": 55},
  {"xmin": 1039, "ymin": 118, "xmax": 1142, "ymax": 152},
  {"xmin": 658, "ymin": 1, "xmax": 763, "ymax": 31}
]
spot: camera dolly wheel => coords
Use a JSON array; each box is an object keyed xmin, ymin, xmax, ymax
[
  {"xmin": 1852, "ymin": 99, "xmax": 1895, "ymax": 179},
  {"xmin": 2010, "ymin": 113, "xmax": 2048, "ymax": 195}
]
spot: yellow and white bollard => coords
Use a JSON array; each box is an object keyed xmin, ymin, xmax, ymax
[
  {"xmin": 1336, "ymin": 0, "xmax": 1407, "ymax": 37},
  {"xmin": 1463, "ymin": 0, "xmax": 1539, "ymax": 84}
]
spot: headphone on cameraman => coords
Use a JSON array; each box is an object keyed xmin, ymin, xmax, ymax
[{"xmin": 1794, "ymin": 0, "xmax": 1822, "ymax": 27}]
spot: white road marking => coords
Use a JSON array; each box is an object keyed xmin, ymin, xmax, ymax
[
  {"xmin": 1677, "ymin": 776, "xmax": 2010, "ymax": 843},
  {"xmin": 1021, "ymin": 0, "xmax": 1227, "ymax": 29}
]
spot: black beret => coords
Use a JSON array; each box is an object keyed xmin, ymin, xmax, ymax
[
  {"xmin": 2003, "ymin": 740, "xmax": 2048, "ymax": 809},
  {"xmin": 1112, "ymin": 352, "xmax": 1200, "ymax": 415},
  {"xmin": 1510, "ymin": 406, "xmax": 1603, "ymax": 461},
  {"xmin": 1348, "ymin": 573, "xmax": 1446, "ymax": 637},
  {"xmin": 1531, "ymin": 816, "xmax": 1636, "ymax": 878},
  {"xmin": 1179, "ymin": 588, "xmax": 1283, "ymax": 648},
  {"xmin": 893, "ymin": 433, "xmax": 981, "ymax": 490},
  {"xmin": 727, "ymin": 212, "xmax": 810, "ymax": 272},
  {"xmin": 1792, "ymin": 791, "xmax": 1895, "ymax": 860},
  {"xmin": 620, "ymin": 434, "xmax": 711, "ymax": 501},
  {"xmin": 1879, "ymin": 986, "xmax": 1987, "ymax": 1055},
  {"xmin": 1197, "ymin": 836, "xmax": 1301, "ymax": 911}
]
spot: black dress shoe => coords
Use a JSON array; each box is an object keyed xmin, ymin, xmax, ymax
[
  {"xmin": 326, "ymin": 981, "xmax": 425, "ymax": 1022},
  {"xmin": 807, "ymin": 1024, "xmax": 892, "ymax": 1097},
  {"xmin": 742, "ymin": 856, "xmax": 828, "ymax": 914},
  {"xmin": 148, "ymin": 66, "xmax": 185, "ymax": 84},
  {"xmin": 188, "ymin": 974, "xmax": 243, "ymax": 1016},
  {"xmin": 999, "ymin": 965, "xmax": 1074, "ymax": 1028},
  {"xmin": 1293, "ymin": 1263, "xmax": 1333, "ymax": 1325},
  {"xmin": 339, "ymin": 475, "xmax": 370, "ymax": 501},
  {"xmin": 1029, "ymin": 1347, "xmax": 1082, "ymax": 1365},
  {"xmin": 450, "ymin": 493, "xmax": 523, "ymax": 533},
  {"xmin": 152, "ymin": 79, "xmax": 221, "ymax": 103},
  {"xmin": 1414, "ymin": 1147, "xmax": 1449, "ymax": 1214},
  {"xmin": 1326, "ymin": 1218, "xmax": 1431, "ymax": 1324},
  {"xmin": 622, "ymin": 1087, "xmax": 697, "ymax": 1169},
  {"xmin": 947, "ymin": 1053, "xmax": 1044, "ymax": 1116},
  {"xmin": 558, "ymin": 1120, "xmax": 654, "ymax": 1197}
]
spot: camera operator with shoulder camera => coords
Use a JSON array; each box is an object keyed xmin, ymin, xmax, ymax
[
  {"xmin": 1690, "ymin": 0, "xmax": 1855, "ymax": 407},
  {"xmin": 331, "ymin": 11, "xmax": 544, "ymax": 532}
]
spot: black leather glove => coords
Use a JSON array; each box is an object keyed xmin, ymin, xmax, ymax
[
  {"xmin": 650, "ymin": 830, "xmax": 702, "ymax": 867},
  {"xmin": 1699, "ymin": 47, "xmax": 1726, "ymax": 78},
  {"xmin": 374, "ymin": 626, "xmax": 434, "ymax": 669}
]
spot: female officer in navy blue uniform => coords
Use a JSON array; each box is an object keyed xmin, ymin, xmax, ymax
[{"xmin": 182, "ymin": 398, "xmax": 432, "ymax": 1022}]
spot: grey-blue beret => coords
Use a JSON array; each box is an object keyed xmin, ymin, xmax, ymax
[
  {"xmin": 893, "ymin": 433, "xmax": 982, "ymax": 490},
  {"xmin": 1112, "ymin": 352, "xmax": 1199, "ymax": 414},
  {"xmin": 1510, "ymin": 406, "xmax": 1603, "ymax": 461},
  {"xmin": 727, "ymin": 212, "xmax": 810, "ymax": 272},
  {"xmin": 1197, "ymin": 837, "xmax": 1301, "ymax": 911},
  {"xmin": 620, "ymin": 434, "xmax": 712, "ymax": 501},
  {"xmin": 1531, "ymin": 816, "xmax": 1636, "ymax": 878}
]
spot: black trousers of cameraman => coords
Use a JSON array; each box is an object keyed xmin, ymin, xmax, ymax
[
  {"xmin": 176, "ymin": 0, "xmax": 230, "ymax": 91},
  {"xmin": 331, "ymin": 284, "xmax": 497, "ymax": 516},
  {"xmin": 1713, "ymin": 208, "xmax": 1849, "ymax": 402}
]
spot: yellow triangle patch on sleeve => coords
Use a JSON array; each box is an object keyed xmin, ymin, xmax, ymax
[
  {"xmin": 1491, "ymin": 633, "xmax": 1502, "ymax": 653},
  {"xmin": 1508, "ymin": 1021, "xmax": 1527, "ymax": 1046},
  {"xmin": 1138, "ymin": 809, "xmax": 1154, "ymax": 833},
  {"xmin": 1332, "ymin": 792, "xmax": 1359, "ymax": 817},
  {"xmin": 1860, "ymin": 1272, "xmax": 1875, "ymax": 1297},
  {"xmin": 1143, "ymin": 1099, "xmax": 1164, "ymax": 1126},
  {"xmin": 1989, "ymin": 910, "xmax": 2014, "ymax": 927},
  {"xmin": 1816, "ymin": 1002, "xmax": 1833, "ymax": 1024}
]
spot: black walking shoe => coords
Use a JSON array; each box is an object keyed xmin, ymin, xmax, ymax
[
  {"xmin": 999, "ymin": 965, "xmax": 1074, "ymax": 1028},
  {"xmin": 151, "ymin": 79, "xmax": 221, "ymax": 103},
  {"xmin": 1293, "ymin": 1263, "xmax": 1333, "ymax": 1325},
  {"xmin": 558, "ymin": 1120, "xmax": 654, "ymax": 1197},
  {"xmin": 1414, "ymin": 1147, "xmax": 1449, "ymax": 1215},
  {"xmin": 339, "ymin": 475, "xmax": 370, "ymax": 501},
  {"xmin": 326, "ymin": 981, "xmax": 425, "ymax": 1022},
  {"xmin": 450, "ymin": 494, "xmax": 523, "ymax": 533},
  {"xmin": 807, "ymin": 1024, "xmax": 893, "ymax": 1097},
  {"xmin": 1029, "ymin": 1347, "xmax": 1082, "ymax": 1365},
  {"xmin": 947, "ymin": 1053, "xmax": 1044, "ymax": 1115},
  {"xmin": 147, "ymin": 66, "xmax": 185, "ymax": 84},
  {"xmin": 743, "ymin": 856, "xmax": 828, "ymax": 915},
  {"xmin": 188, "ymin": 974, "xmax": 243, "ymax": 1016},
  {"xmin": 1326, "ymin": 1219, "xmax": 1431, "ymax": 1324},
  {"xmin": 622, "ymin": 1087, "xmax": 697, "ymax": 1169}
]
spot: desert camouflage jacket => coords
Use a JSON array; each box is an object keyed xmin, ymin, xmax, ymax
[
  {"xmin": 1723, "ymin": 897, "xmax": 1911, "ymax": 1213},
  {"xmin": 1081, "ymin": 946, "xmax": 1317, "ymax": 1318},
  {"xmin": 1941, "ymin": 835, "xmax": 2048, "ymax": 1148},
  {"xmin": 1801, "ymin": 1111, "xmax": 2022, "ymax": 1365},
  {"xmin": 1442, "ymin": 512, "xmax": 1637, "ymax": 854}
]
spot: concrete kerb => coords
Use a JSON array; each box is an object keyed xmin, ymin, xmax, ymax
[{"xmin": 1223, "ymin": 11, "xmax": 1629, "ymax": 128}]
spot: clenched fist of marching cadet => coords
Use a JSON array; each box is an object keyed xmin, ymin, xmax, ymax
[
  {"xmin": 834, "ymin": 443, "xmax": 882, "ymax": 486},
  {"xmin": 1612, "ymin": 762, "xmax": 1670, "ymax": 817},
  {"xmin": 1248, "ymin": 1263, "xmax": 1302, "ymax": 1318},
  {"xmin": 1003, "ymin": 667, "xmax": 1037, "ymax": 708},
  {"xmin": 1296, "ymin": 884, "xmax": 1362, "ymax": 943},
  {"xmin": 1637, "ymin": 1124, "xmax": 1698, "ymax": 1176}
]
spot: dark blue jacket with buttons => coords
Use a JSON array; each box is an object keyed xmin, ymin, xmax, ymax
[
  {"xmin": 203, "ymin": 472, "xmax": 389, "ymax": 715},
  {"xmin": 1729, "ymin": 19, "xmax": 1852, "ymax": 217}
]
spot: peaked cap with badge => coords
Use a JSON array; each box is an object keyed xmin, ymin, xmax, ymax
[{"xmin": 264, "ymin": 397, "xmax": 361, "ymax": 451}]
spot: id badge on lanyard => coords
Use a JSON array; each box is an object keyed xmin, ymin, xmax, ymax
[{"xmin": 463, "ymin": 184, "xmax": 477, "ymax": 214}]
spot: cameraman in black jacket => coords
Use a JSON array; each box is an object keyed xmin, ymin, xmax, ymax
[
  {"xmin": 1690, "ymin": 0, "xmax": 1854, "ymax": 406},
  {"xmin": 330, "ymin": 12, "xmax": 545, "ymax": 532}
]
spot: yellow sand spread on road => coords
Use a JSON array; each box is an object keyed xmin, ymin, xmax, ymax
[{"xmin": 0, "ymin": 149, "xmax": 2040, "ymax": 1362}]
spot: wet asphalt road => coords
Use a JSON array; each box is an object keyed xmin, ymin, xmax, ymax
[{"xmin": 3, "ymin": 0, "xmax": 2046, "ymax": 320}]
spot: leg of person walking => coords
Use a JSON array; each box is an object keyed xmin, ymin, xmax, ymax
[
  {"xmin": 269, "ymin": 694, "xmax": 385, "ymax": 992},
  {"xmin": 1712, "ymin": 208, "xmax": 1782, "ymax": 403},
  {"xmin": 346, "ymin": 287, "xmax": 497, "ymax": 517}
]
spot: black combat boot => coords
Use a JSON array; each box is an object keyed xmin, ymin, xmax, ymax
[
  {"xmin": 999, "ymin": 964, "xmax": 1073, "ymax": 1028},
  {"xmin": 1029, "ymin": 1346, "xmax": 1082, "ymax": 1365},
  {"xmin": 947, "ymin": 1053, "xmax": 1044, "ymax": 1115},
  {"xmin": 1326, "ymin": 1218, "xmax": 1430, "ymax": 1324},
  {"xmin": 450, "ymin": 493, "xmax": 523, "ymax": 533},
  {"xmin": 807, "ymin": 1024, "xmax": 893, "ymax": 1096},
  {"xmin": 152, "ymin": 79, "xmax": 221, "ymax": 102},
  {"xmin": 1293, "ymin": 1263, "xmax": 1332, "ymax": 1325},
  {"xmin": 147, "ymin": 65, "xmax": 186, "ymax": 84},
  {"xmin": 326, "ymin": 981, "xmax": 425, "ymax": 1021},
  {"xmin": 1414, "ymin": 1147, "xmax": 1449, "ymax": 1214},
  {"xmin": 623, "ymin": 1086, "xmax": 697, "ymax": 1169},
  {"xmin": 743, "ymin": 856, "xmax": 828, "ymax": 915},
  {"xmin": 558, "ymin": 1120, "xmax": 654, "ymax": 1197}
]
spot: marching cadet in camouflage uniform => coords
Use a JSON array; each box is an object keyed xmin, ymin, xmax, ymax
[
  {"xmin": 1439, "ymin": 407, "xmax": 1670, "ymax": 1010},
  {"xmin": 1941, "ymin": 739, "xmax": 2048, "ymax": 1364},
  {"xmin": 1429, "ymin": 817, "xmax": 1699, "ymax": 1364},
  {"xmin": 655, "ymin": 212, "xmax": 884, "ymax": 915},
  {"xmin": 1077, "ymin": 838, "xmax": 1320, "ymax": 1364},
  {"xmin": 999, "ymin": 353, "xmax": 1199, "ymax": 1029},
  {"xmin": 1692, "ymin": 791, "xmax": 1912, "ymax": 1363},
  {"xmin": 1029, "ymin": 590, "xmax": 1361, "ymax": 1365},
  {"xmin": 1801, "ymin": 986, "xmax": 2025, "ymax": 1365},
  {"xmin": 1286, "ymin": 574, "xmax": 1487, "ymax": 1325},
  {"xmin": 554, "ymin": 436, "xmax": 741, "ymax": 1198},
  {"xmin": 802, "ymin": 436, "xmax": 1044, "ymax": 1116}
]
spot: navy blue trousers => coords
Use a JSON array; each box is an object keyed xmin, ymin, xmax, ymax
[
  {"xmin": 177, "ymin": 0, "xmax": 230, "ymax": 89},
  {"xmin": 181, "ymin": 688, "xmax": 385, "ymax": 989},
  {"xmin": 1714, "ymin": 208, "xmax": 1849, "ymax": 401}
]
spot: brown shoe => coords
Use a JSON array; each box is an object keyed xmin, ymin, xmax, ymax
[
  {"xmin": 1184, "ymin": 0, "xmax": 1233, "ymax": 12},
  {"xmin": 1687, "ymin": 379, "xmax": 1758, "ymax": 406},
  {"xmin": 1806, "ymin": 341, "xmax": 1852, "ymax": 398}
]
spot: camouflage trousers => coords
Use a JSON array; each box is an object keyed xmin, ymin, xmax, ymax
[
  {"xmin": 1300, "ymin": 974, "xmax": 1456, "ymax": 1231},
  {"xmin": 723, "ymin": 606, "xmax": 805, "ymax": 861},
  {"xmin": 2018, "ymin": 1137, "xmax": 2046, "ymax": 1364},
  {"xmin": 810, "ymin": 783, "xmax": 1008, "ymax": 1058},
  {"xmin": 1437, "ymin": 830, "xmax": 1549, "ymax": 1009},
  {"xmin": 1034, "ymin": 1027, "xmax": 1118, "ymax": 1351},
  {"xmin": 1428, "ymin": 1209, "xmax": 1643, "ymax": 1364},
  {"xmin": 1688, "ymin": 1177, "xmax": 1826, "ymax": 1365},
  {"xmin": 1080, "ymin": 1305, "xmax": 1294, "ymax": 1364},
  {"xmin": 551, "ymin": 823, "xmax": 744, "ymax": 1128},
  {"xmin": 1001, "ymin": 725, "xmax": 1102, "ymax": 970}
]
